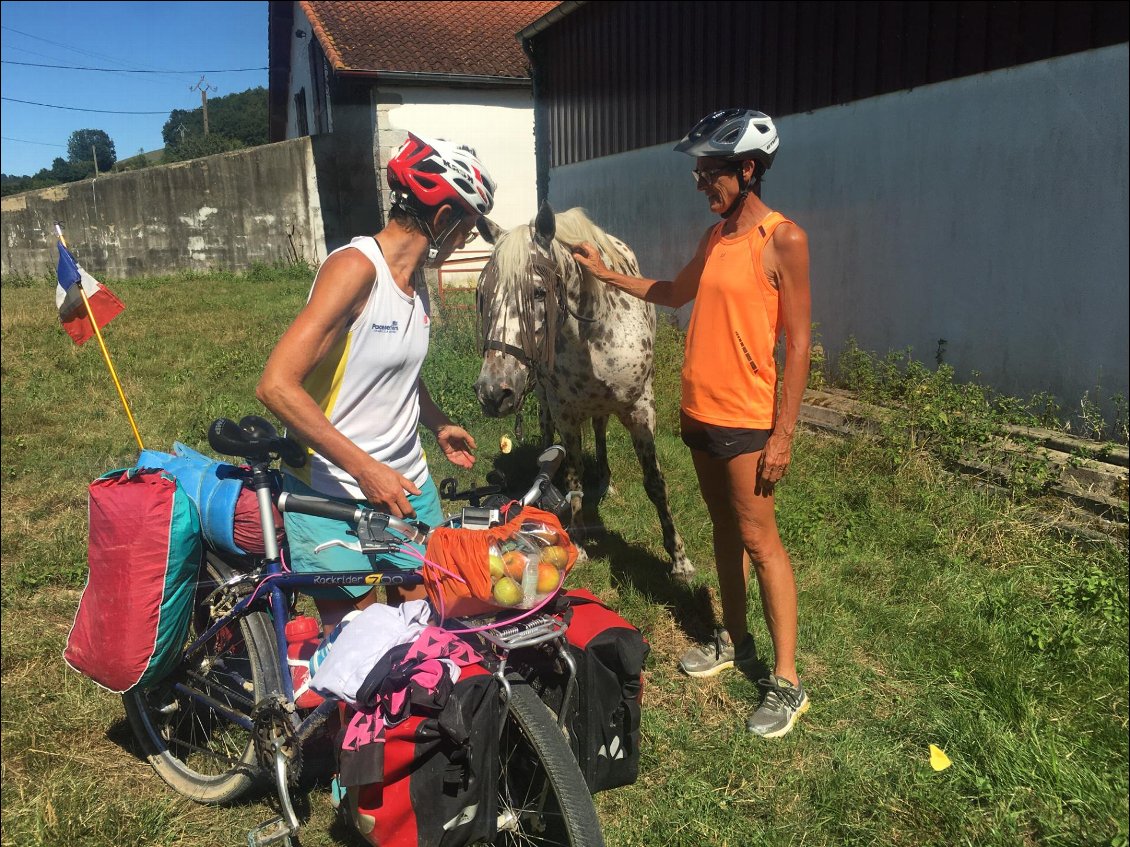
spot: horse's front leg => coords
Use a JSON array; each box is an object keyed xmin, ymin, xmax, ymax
[
  {"xmin": 593, "ymin": 415, "xmax": 614, "ymax": 499},
  {"xmin": 556, "ymin": 421, "xmax": 589, "ymax": 550},
  {"xmin": 620, "ymin": 402, "xmax": 695, "ymax": 581},
  {"xmin": 535, "ymin": 380, "xmax": 555, "ymax": 448}
]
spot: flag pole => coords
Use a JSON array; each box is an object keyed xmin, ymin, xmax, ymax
[{"xmin": 54, "ymin": 225, "xmax": 145, "ymax": 451}]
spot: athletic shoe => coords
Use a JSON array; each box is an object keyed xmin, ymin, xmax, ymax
[
  {"xmin": 678, "ymin": 629, "xmax": 758, "ymax": 678},
  {"xmin": 746, "ymin": 676, "xmax": 809, "ymax": 738}
]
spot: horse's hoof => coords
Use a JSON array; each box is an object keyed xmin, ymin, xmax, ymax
[{"xmin": 670, "ymin": 560, "xmax": 696, "ymax": 583}]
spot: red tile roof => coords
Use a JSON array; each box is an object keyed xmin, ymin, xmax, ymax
[{"xmin": 301, "ymin": 1, "xmax": 559, "ymax": 79}]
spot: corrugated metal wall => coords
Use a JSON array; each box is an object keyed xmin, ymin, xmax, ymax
[{"xmin": 531, "ymin": 0, "xmax": 1129, "ymax": 167}]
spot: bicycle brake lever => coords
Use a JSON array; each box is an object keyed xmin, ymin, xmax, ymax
[{"xmin": 313, "ymin": 539, "xmax": 364, "ymax": 554}]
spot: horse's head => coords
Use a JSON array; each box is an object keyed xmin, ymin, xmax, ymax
[{"xmin": 474, "ymin": 201, "xmax": 574, "ymax": 417}]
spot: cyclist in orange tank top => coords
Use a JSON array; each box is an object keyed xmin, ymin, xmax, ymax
[{"xmin": 572, "ymin": 109, "xmax": 812, "ymax": 738}]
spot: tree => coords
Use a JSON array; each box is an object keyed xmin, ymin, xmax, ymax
[
  {"xmin": 67, "ymin": 129, "xmax": 117, "ymax": 171},
  {"xmin": 162, "ymin": 134, "xmax": 245, "ymax": 164},
  {"xmin": 51, "ymin": 156, "xmax": 92, "ymax": 182},
  {"xmin": 161, "ymin": 87, "xmax": 268, "ymax": 149}
]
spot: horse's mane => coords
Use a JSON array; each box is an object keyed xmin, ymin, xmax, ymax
[{"xmin": 490, "ymin": 207, "xmax": 634, "ymax": 295}]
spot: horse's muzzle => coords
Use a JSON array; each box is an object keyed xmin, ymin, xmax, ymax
[{"xmin": 474, "ymin": 378, "xmax": 521, "ymax": 418}]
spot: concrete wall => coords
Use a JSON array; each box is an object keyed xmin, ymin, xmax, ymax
[
  {"xmin": 1, "ymin": 137, "xmax": 326, "ymax": 279},
  {"xmin": 545, "ymin": 45, "xmax": 1129, "ymax": 415}
]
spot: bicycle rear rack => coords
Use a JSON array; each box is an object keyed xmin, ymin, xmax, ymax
[{"xmin": 476, "ymin": 614, "xmax": 578, "ymax": 733}]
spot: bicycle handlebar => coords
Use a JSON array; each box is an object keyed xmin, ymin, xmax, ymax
[{"xmin": 277, "ymin": 445, "xmax": 567, "ymax": 553}]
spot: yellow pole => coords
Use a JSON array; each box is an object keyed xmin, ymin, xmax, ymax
[{"xmin": 56, "ymin": 230, "xmax": 145, "ymax": 451}]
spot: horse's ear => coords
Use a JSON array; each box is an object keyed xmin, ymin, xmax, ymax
[
  {"xmin": 477, "ymin": 216, "xmax": 503, "ymax": 245},
  {"xmin": 533, "ymin": 200, "xmax": 556, "ymax": 250}
]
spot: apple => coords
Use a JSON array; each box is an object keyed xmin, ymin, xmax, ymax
[
  {"xmin": 503, "ymin": 550, "xmax": 527, "ymax": 581},
  {"xmin": 541, "ymin": 545, "xmax": 569, "ymax": 570},
  {"xmin": 488, "ymin": 553, "xmax": 506, "ymax": 581},
  {"xmin": 536, "ymin": 561, "xmax": 561, "ymax": 594},
  {"xmin": 492, "ymin": 576, "xmax": 523, "ymax": 606}
]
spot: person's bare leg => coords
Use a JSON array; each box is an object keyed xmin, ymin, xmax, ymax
[
  {"xmin": 690, "ymin": 450, "xmax": 749, "ymax": 643},
  {"xmin": 724, "ymin": 450, "xmax": 798, "ymax": 685},
  {"xmin": 314, "ymin": 588, "xmax": 379, "ymax": 637}
]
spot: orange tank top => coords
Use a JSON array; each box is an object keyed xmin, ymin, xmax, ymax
[{"xmin": 681, "ymin": 211, "xmax": 792, "ymax": 429}]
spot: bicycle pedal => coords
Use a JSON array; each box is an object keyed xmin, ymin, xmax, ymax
[{"xmin": 247, "ymin": 816, "xmax": 295, "ymax": 847}]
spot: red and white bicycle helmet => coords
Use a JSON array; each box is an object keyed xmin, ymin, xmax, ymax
[{"xmin": 387, "ymin": 132, "xmax": 496, "ymax": 217}]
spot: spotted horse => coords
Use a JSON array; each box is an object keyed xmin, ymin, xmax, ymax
[{"xmin": 473, "ymin": 202, "xmax": 694, "ymax": 580}]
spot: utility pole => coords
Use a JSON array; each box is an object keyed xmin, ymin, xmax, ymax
[
  {"xmin": 91, "ymin": 145, "xmax": 99, "ymax": 178},
  {"xmin": 190, "ymin": 75, "xmax": 217, "ymax": 135}
]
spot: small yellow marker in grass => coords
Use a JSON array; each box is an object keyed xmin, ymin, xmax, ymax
[
  {"xmin": 929, "ymin": 744, "xmax": 952, "ymax": 771},
  {"xmin": 500, "ymin": 435, "xmax": 513, "ymax": 454}
]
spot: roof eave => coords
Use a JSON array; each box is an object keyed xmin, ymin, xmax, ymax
[
  {"xmin": 332, "ymin": 68, "xmax": 532, "ymax": 87},
  {"xmin": 517, "ymin": 1, "xmax": 585, "ymax": 41}
]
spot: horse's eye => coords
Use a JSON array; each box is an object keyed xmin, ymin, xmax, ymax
[{"xmin": 533, "ymin": 287, "xmax": 546, "ymax": 301}]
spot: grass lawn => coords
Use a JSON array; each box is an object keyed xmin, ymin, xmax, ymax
[{"xmin": 1, "ymin": 268, "xmax": 1126, "ymax": 847}]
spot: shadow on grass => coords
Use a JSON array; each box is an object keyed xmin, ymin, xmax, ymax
[{"xmin": 106, "ymin": 713, "xmax": 338, "ymax": 824}]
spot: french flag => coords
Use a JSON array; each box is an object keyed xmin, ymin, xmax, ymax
[{"xmin": 55, "ymin": 241, "xmax": 125, "ymax": 346}]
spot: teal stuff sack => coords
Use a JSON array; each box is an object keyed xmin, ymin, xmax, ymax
[
  {"xmin": 136, "ymin": 442, "xmax": 248, "ymax": 557},
  {"xmin": 64, "ymin": 468, "xmax": 203, "ymax": 692}
]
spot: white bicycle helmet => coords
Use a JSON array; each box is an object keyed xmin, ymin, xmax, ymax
[
  {"xmin": 387, "ymin": 132, "xmax": 497, "ymax": 217},
  {"xmin": 674, "ymin": 108, "xmax": 779, "ymax": 172}
]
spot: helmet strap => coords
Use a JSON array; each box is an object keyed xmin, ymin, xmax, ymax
[{"xmin": 721, "ymin": 169, "xmax": 750, "ymax": 219}]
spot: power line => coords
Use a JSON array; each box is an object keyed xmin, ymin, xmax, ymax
[
  {"xmin": 1, "ymin": 96, "xmax": 169, "ymax": 115},
  {"xmin": 0, "ymin": 135, "xmax": 68, "ymax": 147},
  {"xmin": 0, "ymin": 23, "xmax": 177, "ymax": 74},
  {"xmin": 2, "ymin": 59, "xmax": 267, "ymax": 74}
]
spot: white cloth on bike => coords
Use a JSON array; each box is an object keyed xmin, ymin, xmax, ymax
[
  {"xmin": 309, "ymin": 599, "xmax": 437, "ymax": 707},
  {"xmin": 287, "ymin": 235, "xmax": 431, "ymax": 499}
]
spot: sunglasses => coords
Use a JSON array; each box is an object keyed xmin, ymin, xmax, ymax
[{"xmin": 691, "ymin": 166, "xmax": 737, "ymax": 188}]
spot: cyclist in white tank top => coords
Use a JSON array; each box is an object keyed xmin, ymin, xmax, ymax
[{"xmin": 257, "ymin": 132, "xmax": 498, "ymax": 631}]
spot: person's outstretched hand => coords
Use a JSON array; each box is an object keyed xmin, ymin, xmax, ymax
[{"xmin": 436, "ymin": 424, "xmax": 477, "ymax": 469}]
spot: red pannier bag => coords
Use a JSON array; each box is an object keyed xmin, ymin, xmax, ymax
[
  {"xmin": 64, "ymin": 468, "xmax": 203, "ymax": 692},
  {"xmin": 338, "ymin": 663, "xmax": 501, "ymax": 847},
  {"xmin": 514, "ymin": 588, "xmax": 650, "ymax": 793}
]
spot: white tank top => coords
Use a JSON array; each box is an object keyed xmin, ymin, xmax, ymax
[{"xmin": 290, "ymin": 236, "xmax": 431, "ymax": 499}]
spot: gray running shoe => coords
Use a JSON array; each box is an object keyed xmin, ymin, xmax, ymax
[
  {"xmin": 679, "ymin": 630, "xmax": 758, "ymax": 678},
  {"xmin": 746, "ymin": 676, "xmax": 810, "ymax": 738}
]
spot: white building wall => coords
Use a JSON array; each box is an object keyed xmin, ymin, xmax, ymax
[
  {"xmin": 546, "ymin": 45, "xmax": 1129, "ymax": 417},
  {"xmin": 285, "ymin": 6, "xmax": 317, "ymax": 139}
]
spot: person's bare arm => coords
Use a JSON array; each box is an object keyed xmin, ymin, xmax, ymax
[
  {"xmin": 256, "ymin": 249, "xmax": 422, "ymax": 517},
  {"xmin": 760, "ymin": 223, "xmax": 812, "ymax": 485},
  {"xmin": 571, "ymin": 226, "xmax": 714, "ymax": 308}
]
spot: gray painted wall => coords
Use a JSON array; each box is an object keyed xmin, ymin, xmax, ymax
[
  {"xmin": 546, "ymin": 45, "xmax": 1129, "ymax": 416},
  {"xmin": 1, "ymin": 137, "xmax": 326, "ymax": 280}
]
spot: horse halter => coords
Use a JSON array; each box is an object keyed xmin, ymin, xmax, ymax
[{"xmin": 479, "ymin": 225, "xmax": 597, "ymax": 373}]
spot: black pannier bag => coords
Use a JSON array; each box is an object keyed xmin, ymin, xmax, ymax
[{"xmin": 515, "ymin": 588, "xmax": 650, "ymax": 793}]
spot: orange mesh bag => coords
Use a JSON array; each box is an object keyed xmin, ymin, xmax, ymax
[{"xmin": 423, "ymin": 507, "xmax": 579, "ymax": 619}]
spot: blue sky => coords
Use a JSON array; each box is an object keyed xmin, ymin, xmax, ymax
[{"xmin": 1, "ymin": 0, "xmax": 268, "ymax": 176}]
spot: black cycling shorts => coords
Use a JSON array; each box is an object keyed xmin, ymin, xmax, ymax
[{"xmin": 680, "ymin": 412, "xmax": 771, "ymax": 460}]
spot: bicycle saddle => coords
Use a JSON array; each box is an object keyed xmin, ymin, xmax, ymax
[{"xmin": 208, "ymin": 417, "xmax": 307, "ymax": 467}]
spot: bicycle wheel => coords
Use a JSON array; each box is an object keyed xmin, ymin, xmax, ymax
[
  {"xmin": 123, "ymin": 553, "xmax": 284, "ymax": 803},
  {"xmin": 492, "ymin": 682, "xmax": 605, "ymax": 847}
]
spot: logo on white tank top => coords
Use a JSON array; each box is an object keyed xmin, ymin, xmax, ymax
[{"xmin": 371, "ymin": 319, "xmax": 400, "ymax": 334}]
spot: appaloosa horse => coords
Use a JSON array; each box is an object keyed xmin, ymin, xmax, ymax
[{"xmin": 474, "ymin": 202, "xmax": 694, "ymax": 580}]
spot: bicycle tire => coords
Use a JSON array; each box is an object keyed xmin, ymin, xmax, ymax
[
  {"xmin": 123, "ymin": 553, "xmax": 284, "ymax": 803},
  {"xmin": 492, "ymin": 682, "xmax": 605, "ymax": 847}
]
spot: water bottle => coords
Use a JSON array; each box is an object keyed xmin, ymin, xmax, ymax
[{"xmin": 285, "ymin": 615, "xmax": 323, "ymax": 709}]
